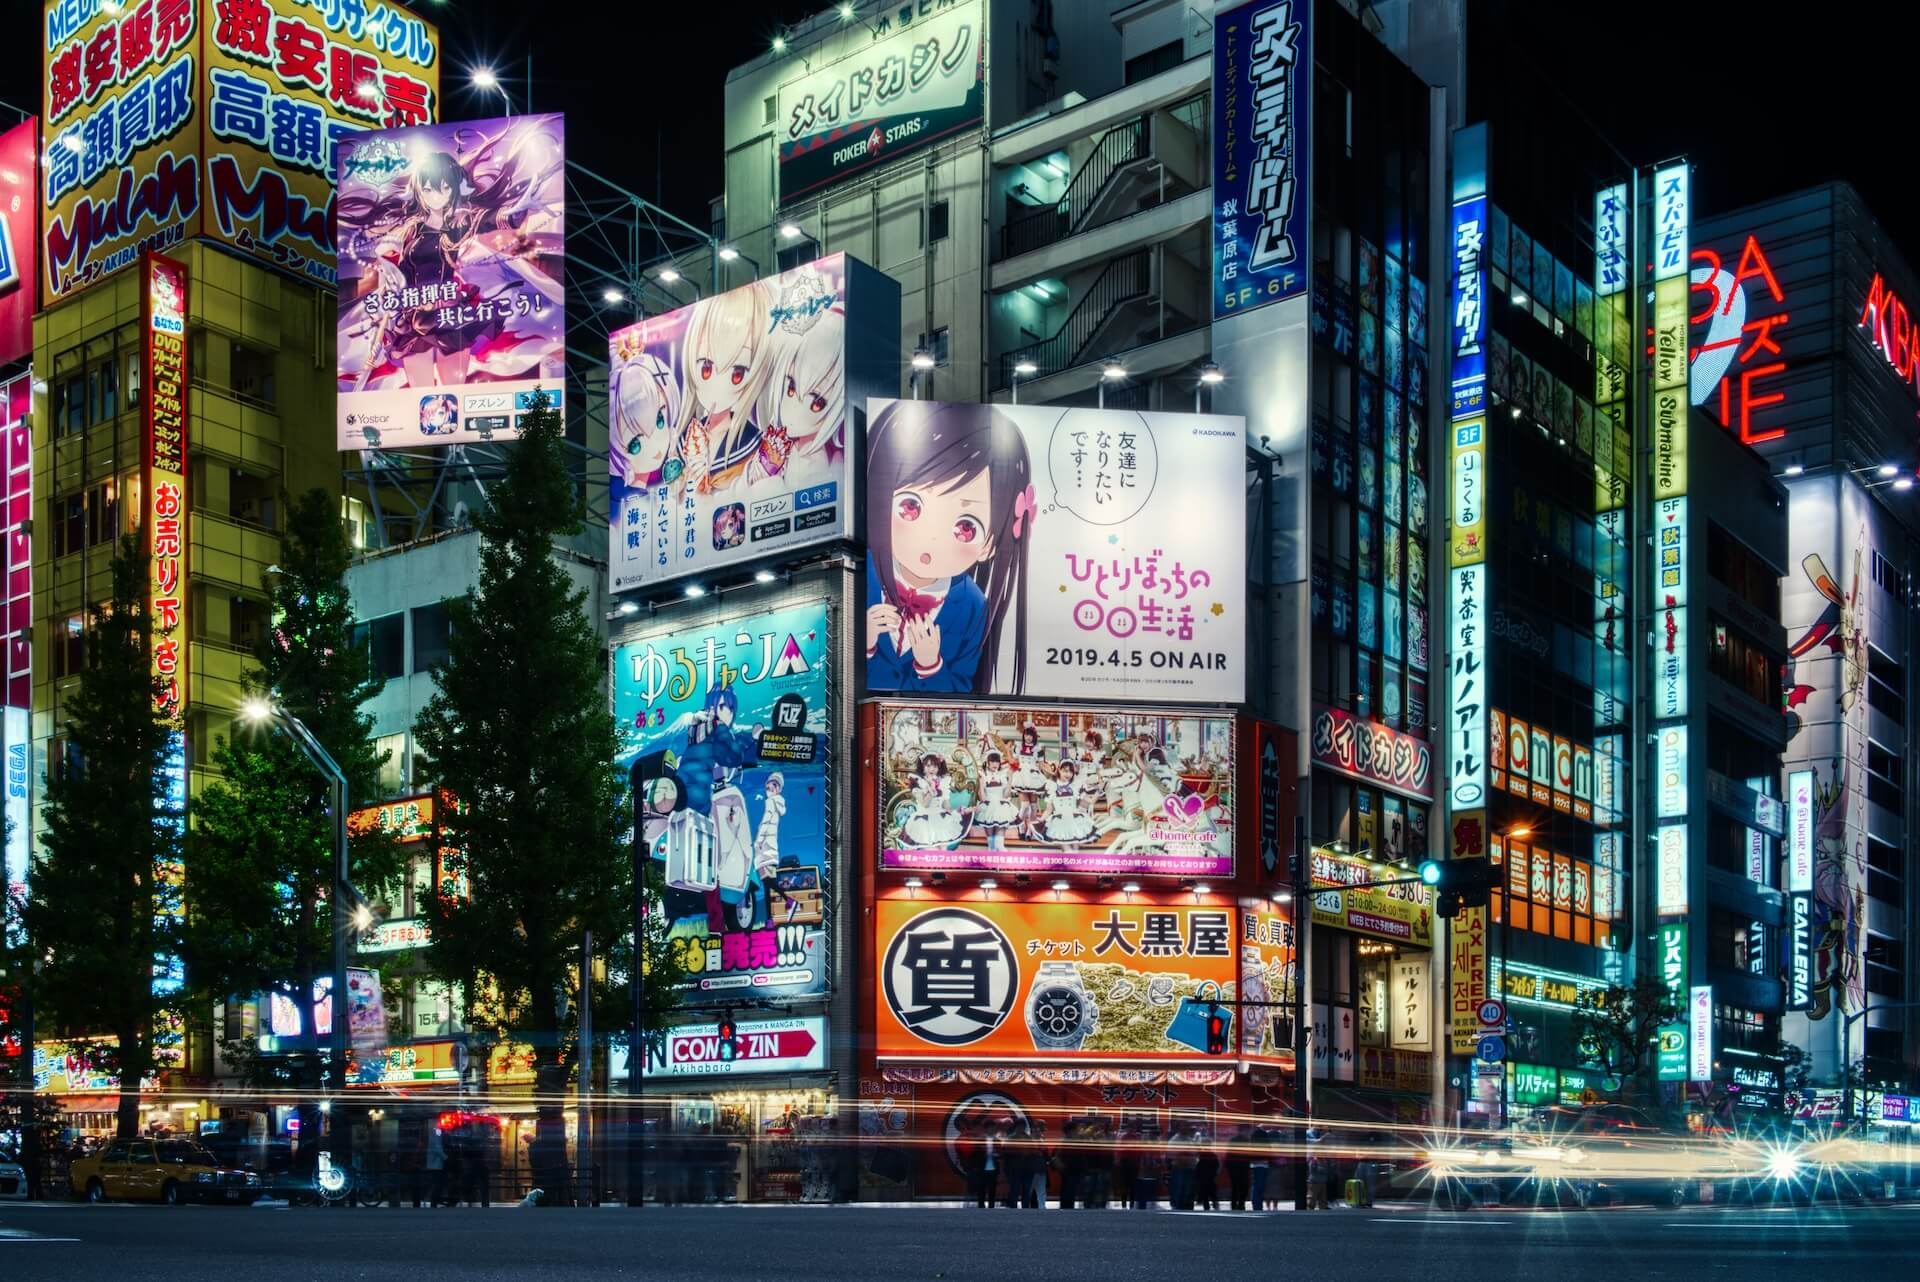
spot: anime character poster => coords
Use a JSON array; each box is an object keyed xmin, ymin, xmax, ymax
[
  {"xmin": 614, "ymin": 602, "xmax": 831, "ymax": 1000},
  {"xmin": 608, "ymin": 254, "xmax": 899, "ymax": 593},
  {"xmin": 878, "ymin": 702, "xmax": 1233, "ymax": 877},
  {"xmin": 335, "ymin": 114, "xmax": 565, "ymax": 449},
  {"xmin": 864, "ymin": 401, "xmax": 1247, "ymax": 704}
]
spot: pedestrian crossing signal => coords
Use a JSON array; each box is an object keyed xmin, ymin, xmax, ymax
[
  {"xmin": 1205, "ymin": 1011, "xmax": 1228, "ymax": 1056},
  {"xmin": 718, "ymin": 1015, "xmax": 737, "ymax": 1062}
]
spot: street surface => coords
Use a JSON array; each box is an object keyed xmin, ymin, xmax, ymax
[{"xmin": 3, "ymin": 1200, "xmax": 1917, "ymax": 1280}]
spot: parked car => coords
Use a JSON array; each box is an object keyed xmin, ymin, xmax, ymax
[
  {"xmin": 0, "ymin": 1146, "xmax": 27, "ymax": 1200},
  {"xmin": 69, "ymin": 1137, "xmax": 263, "ymax": 1205}
]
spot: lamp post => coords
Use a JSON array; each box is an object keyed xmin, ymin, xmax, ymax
[
  {"xmin": 240, "ymin": 698, "xmax": 358, "ymax": 1146},
  {"xmin": 472, "ymin": 66, "xmax": 516, "ymax": 116},
  {"xmin": 911, "ymin": 347, "xmax": 935, "ymax": 400},
  {"xmin": 1011, "ymin": 358, "xmax": 1037, "ymax": 404},
  {"xmin": 1099, "ymin": 358, "xmax": 1126, "ymax": 409}
]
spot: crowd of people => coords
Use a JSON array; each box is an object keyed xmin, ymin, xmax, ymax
[{"xmin": 954, "ymin": 1118, "xmax": 1388, "ymax": 1211}]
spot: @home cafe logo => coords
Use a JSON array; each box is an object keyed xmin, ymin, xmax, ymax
[{"xmin": 883, "ymin": 908, "xmax": 1018, "ymax": 1046}]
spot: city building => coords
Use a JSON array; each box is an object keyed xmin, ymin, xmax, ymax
[{"xmin": 1691, "ymin": 182, "xmax": 1920, "ymax": 1109}]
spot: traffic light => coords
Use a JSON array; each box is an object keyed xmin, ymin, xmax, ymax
[
  {"xmin": 1417, "ymin": 858, "xmax": 1498, "ymax": 919},
  {"xmin": 717, "ymin": 1014, "xmax": 738, "ymax": 1062},
  {"xmin": 1205, "ymin": 1010, "xmax": 1229, "ymax": 1056}
]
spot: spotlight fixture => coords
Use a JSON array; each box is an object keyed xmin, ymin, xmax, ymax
[
  {"xmin": 683, "ymin": 584, "xmax": 707, "ymax": 599},
  {"xmin": 617, "ymin": 601, "xmax": 640, "ymax": 616},
  {"xmin": 718, "ymin": 246, "xmax": 741, "ymax": 262},
  {"xmin": 657, "ymin": 267, "xmax": 681, "ymax": 283},
  {"xmin": 778, "ymin": 222, "xmax": 803, "ymax": 239},
  {"xmin": 1013, "ymin": 359, "xmax": 1039, "ymax": 376},
  {"xmin": 1102, "ymin": 360, "xmax": 1127, "ymax": 381},
  {"xmin": 755, "ymin": 569, "xmax": 778, "ymax": 583},
  {"xmin": 1783, "ymin": 464, "xmax": 1805, "ymax": 477},
  {"xmin": 911, "ymin": 348, "xmax": 936, "ymax": 371},
  {"xmin": 1199, "ymin": 362, "xmax": 1224, "ymax": 385}
]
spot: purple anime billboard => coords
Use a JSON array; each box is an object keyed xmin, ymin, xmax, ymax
[{"xmin": 335, "ymin": 113, "xmax": 566, "ymax": 449}]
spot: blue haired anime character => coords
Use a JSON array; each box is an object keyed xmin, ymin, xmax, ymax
[{"xmin": 673, "ymin": 684, "xmax": 764, "ymax": 929}]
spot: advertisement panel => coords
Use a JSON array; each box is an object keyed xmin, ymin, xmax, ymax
[
  {"xmin": 358, "ymin": 918, "xmax": 431, "ymax": 954},
  {"xmin": 615, "ymin": 603, "xmax": 831, "ymax": 1001},
  {"xmin": 610, "ymin": 255, "xmax": 899, "ymax": 592},
  {"xmin": 346, "ymin": 967, "xmax": 385, "ymax": 1055},
  {"xmin": 865, "ymin": 401, "xmax": 1246, "ymax": 703},
  {"xmin": 0, "ymin": 121, "xmax": 34, "ymax": 362},
  {"xmin": 1658, "ymin": 921, "xmax": 1687, "ymax": 1010},
  {"xmin": 1447, "ymin": 563, "xmax": 1487, "ymax": 809},
  {"xmin": 144, "ymin": 252, "xmax": 188, "ymax": 1012},
  {"xmin": 1239, "ymin": 901, "xmax": 1295, "ymax": 1064},
  {"xmin": 877, "ymin": 702, "xmax": 1233, "ymax": 878},
  {"xmin": 1656, "ymin": 824, "xmax": 1688, "ymax": 917},
  {"xmin": 776, "ymin": 0, "xmax": 984, "ymax": 201},
  {"xmin": 1448, "ymin": 419, "xmax": 1486, "ymax": 566},
  {"xmin": 32, "ymin": 1040, "xmax": 160, "ymax": 1094},
  {"xmin": 1689, "ymin": 985, "xmax": 1713, "ymax": 1082},
  {"xmin": 347, "ymin": 791, "xmax": 436, "ymax": 842},
  {"xmin": 1211, "ymin": 0, "xmax": 1311, "ymax": 318},
  {"xmin": 348, "ymin": 1039, "xmax": 460, "ymax": 1088},
  {"xmin": 874, "ymin": 898, "xmax": 1238, "ymax": 1060},
  {"xmin": 335, "ymin": 113, "xmax": 564, "ymax": 448},
  {"xmin": 1450, "ymin": 193, "xmax": 1488, "ymax": 417},
  {"xmin": 1448, "ymin": 811, "xmax": 1489, "ymax": 1052},
  {"xmin": 1309, "ymin": 704, "xmax": 1432, "ymax": 801},
  {"xmin": 1311, "ymin": 849, "xmax": 1434, "ymax": 947},
  {"xmin": 1787, "ymin": 768, "xmax": 1814, "ymax": 893},
  {"xmin": 645, "ymin": 1015, "xmax": 827, "ymax": 1079},
  {"xmin": 41, "ymin": 0, "xmax": 441, "ymax": 301}
]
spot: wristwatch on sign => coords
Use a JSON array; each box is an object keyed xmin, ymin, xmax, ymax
[{"xmin": 1026, "ymin": 961, "xmax": 1095, "ymax": 1051}]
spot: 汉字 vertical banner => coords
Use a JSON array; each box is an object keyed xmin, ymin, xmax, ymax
[
  {"xmin": 1212, "ymin": 0, "xmax": 1311, "ymax": 318},
  {"xmin": 335, "ymin": 114, "xmax": 564, "ymax": 449}
]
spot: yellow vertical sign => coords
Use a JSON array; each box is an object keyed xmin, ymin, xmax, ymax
[{"xmin": 1448, "ymin": 809, "xmax": 1490, "ymax": 1052}]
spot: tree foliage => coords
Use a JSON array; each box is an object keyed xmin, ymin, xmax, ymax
[
  {"xmin": 1571, "ymin": 979, "xmax": 1678, "ymax": 1093},
  {"xmin": 413, "ymin": 395, "xmax": 679, "ymax": 1193},
  {"xmin": 25, "ymin": 538, "xmax": 183, "ymax": 1137},
  {"xmin": 181, "ymin": 490, "xmax": 400, "ymax": 1095}
]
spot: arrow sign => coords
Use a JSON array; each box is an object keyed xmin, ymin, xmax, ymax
[{"xmin": 651, "ymin": 1016, "xmax": 828, "ymax": 1078}]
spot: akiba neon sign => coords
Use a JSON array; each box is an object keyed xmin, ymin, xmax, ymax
[
  {"xmin": 1859, "ymin": 271, "xmax": 1920, "ymax": 397},
  {"xmin": 1690, "ymin": 235, "xmax": 1788, "ymax": 444}
]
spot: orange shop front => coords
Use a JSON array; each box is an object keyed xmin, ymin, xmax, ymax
[{"xmin": 858, "ymin": 889, "xmax": 1296, "ymax": 1200}]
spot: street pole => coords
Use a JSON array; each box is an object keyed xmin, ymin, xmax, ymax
[
  {"xmin": 579, "ymin": 930, "xmax": 594, "ymax": 1205},
  {"xmin": 1841, "ymin": 1000, "xmax": 1920, "ymax": 1127},
  {"xmin": 630, "ymin": 830, "xmax": 646, "ymax": 1207},
  {"xmin": 1291, "ymin": 813, "xmax": 1310, "ymax": 1211}
]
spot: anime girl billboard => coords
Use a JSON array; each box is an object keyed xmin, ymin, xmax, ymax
[
  {"xmin": 864, "ymin": 401, "xmax": 1248, "ymax": 703},
  {"xmin": 608, "ymin": 253, "xmax": 899, "ymax": 593},
  {"xmin": 614, "ymin": 602, "xmax": 831, "ymax": 1000},
  {"xmin": 335, "ymin": 114, "xmax": 566, "ymax": 449}
]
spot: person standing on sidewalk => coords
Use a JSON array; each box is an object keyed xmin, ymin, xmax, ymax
[
  {"xmin": 1195, "ymin": 1128, "xmax": 1221, "ymax": 1210},
  {"xmin": 1115, "ymin": 1125, "xmax": 1140, "ymax": 1209},
  {"xmin": 1224, "ymin": 1124, "xmax": 1252, "ymax": 1211},
  {"xmin": 1248, "ymin": 1126, "xmax": 1272, "ymax": 1211}
]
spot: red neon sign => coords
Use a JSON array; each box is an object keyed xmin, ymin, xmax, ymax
[
  {"xmin": 1859, "ymin": 271, "xmax": 1920, "ymax": 396},
  {"xmin": 1691, "ymin": 235, "xmax": 1790, "ymax": 444}
]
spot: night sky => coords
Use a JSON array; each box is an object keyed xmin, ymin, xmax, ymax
[{"xmin": 3, "ymin": 2, "xmax": 1913, "ymax": 263}]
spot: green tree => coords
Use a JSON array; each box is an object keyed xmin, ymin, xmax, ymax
[
  {"xmin": 414, "ymin": 395, "xmax": 678, "ymax": 1201},
  {"xmin": 25, "ymin": 537, "xmax": 184, "ymax": 1138},
  {"xmin": 1571, "ymin": 979, "xmax": 1679, "ymax": 1101},
  {"xmin": 180, "ymin": 491, "xmax": 400, "ymax": 1143}
]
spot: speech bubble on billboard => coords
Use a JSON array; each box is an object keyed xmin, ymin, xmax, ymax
[{"xmin": 1046, "ymin": 408, "xmax": 1159, "ymax": 524}]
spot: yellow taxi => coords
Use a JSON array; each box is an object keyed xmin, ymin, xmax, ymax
[{"xmin": 70, "ymin": 1137, "xmax": 263, "ymax": 1205}]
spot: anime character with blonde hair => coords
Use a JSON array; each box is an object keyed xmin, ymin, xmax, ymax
[
  {"xmin": 677, "ymin": 284, "xmax": 775, "ymax": 499},
  {"xmin": 751, "ymin": 305, "xmax": 846, "ymax": 492}
]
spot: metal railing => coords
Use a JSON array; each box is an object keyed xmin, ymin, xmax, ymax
[
  {"xmin": 999, "ymin": 250, "xmax": 1152, "ymax": 389},
  {"xmin": 1002, "ymin": 117, "xmax": 1148, "ymax": 258}
]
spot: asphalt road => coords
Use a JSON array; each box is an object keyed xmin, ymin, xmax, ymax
[{"xmin": 2, "ymin": 1200, "xmax": 1915, "ymax": 1280}]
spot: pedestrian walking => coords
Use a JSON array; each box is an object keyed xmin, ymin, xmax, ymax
[
  {"xmin": 1306, "ymin": 1144, "xmax": 1328, "ymax": 1210},
  {"xmin": 1224, "ymin": 1125, "xmax": 1251, "ymax": 1211},
  {"xmin": 1026, "ymin": 1119, "xmax": 1048, "ymax": 1208},
  {"xmin": 1058, "ymin": 1120, "xmax": 1084, "ymax": 1210},
  {"xmin": 1167, "ymin": 1128, "xmax": 1195, "ymax": 1210},
  {"xmin": 961, "ymin": 1121, "xmax": 991, "ymax": 1208},
  {"xmin": 1195, "ymin": 1130, "xmax": 1220, "ymax": 1210},
  {"xmin": 1249, "ymin": 1127, "xmax": 1272, "ymax": 1212},
  {"xmin": 1115, "ymin": 1126, "xmax": 1140, "ymax": 1209}
]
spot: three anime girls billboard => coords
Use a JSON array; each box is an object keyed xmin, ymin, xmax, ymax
[
  {"xmin": 335, "ymin": 114, "xmax": 566, "ymax": 449},
  {"xmin": 608, "ymin": 254, "xmax": 900, "ymax": 592},
  {"xmin": 615, "ymin": 602, "xmax": 832, "ymax": 1001}
]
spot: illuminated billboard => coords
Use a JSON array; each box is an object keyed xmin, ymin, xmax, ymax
[
  {"xmin": 334, "ymin": 113, "xmax": 564, "ymax": 449},
  {"xmin": 615, "ymin": 602, "xmax": 831, "ymax": 1003},
  {"xmin": 1211, "ymin": 0, "xmax": 1311, "ymax": 317},
  {"xmin": 40, "ymin": 0, "xmax": 441, "ymax": 301},
  {"xmin": 609, "ymin": 253, "xmax": 898, "ymax": 592},
  {"xmin": 876, "ymin": 702, "xmax": 1233, "ymax": 878},
  {"xmin": 775, "ymin": 0, "xmax": 983, "ymax": 200},
  {"xmin": 865, "ymin": 401, "xmax": 1247, "ymax": 703},
  {"xmin": 873, "ymin": 897, "xmax": 1239, "ymax": 1061},
  {"xmin": 0, "ymin": 121, "xmax": 34, "ymax": 362}
]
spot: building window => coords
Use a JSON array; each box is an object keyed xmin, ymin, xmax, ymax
[
  {"xmin": 52, "ymin": 614, "xmax": 85, "ymax": 678},
  {"xmin": 411, "ymin": 603, "xmax": 452, "ymax": 672},
  {"xmin": 1868, "ymin": 647, "xmax": 1906, "ymax": 723},
  {"xmin": 1123, "ymin": 40, "xmax": 1182, "ymax": 85},
  {"xmin": 230, "ymin": 343, "xmax": 277, "ymax": 407},
  {"xmin": 1866, "ymin": 932, "xmax": 1903, "ymax": 999},
  {"xmin": 1708, "ymin": 618, "xmax": 1774, "ymax": 706},
  {"xmin": 1866, "ymin": 739, "xmax": 1903, "ymax": 817},
  {"xmin": 352, "ymin": 613, "xmax": 406, "ymax": 683},
  {"xmin": 1706, "ymin": 522, "xmax": 1780, "ymax": 618},
  {"xmin": 762, "ymin": 94, "xmax": 776, "ymax": 126},
  {"xmin": 928, "ymin": 327, "xmax": 951, "ymax": 366},
  {"xmin": 926, "ymin": 199, "xmax": 950, "ymax": 245},
  {"xmin": 1868, "ymin": 832, "xmax": 1901, "ymax": 905},
  {"xmin": 52, "ymin": 493, "xmax": 85, "ymax": 558},
  {"xmin": 375, "ymin": 732, "xmax": 408, "ymax": 797}
]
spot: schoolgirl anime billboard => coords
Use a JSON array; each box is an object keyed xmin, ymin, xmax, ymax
[
  {"xmin": 864, "ymin": 401, "xmax": 1247, "ymax": 704},
  {"xmin": 335, "ymin": 114, "xmax": 567, "ymax": 449},
  {"xmin": 614, "ymin": 602, "xmax": 832, "ymax": 1001},
  {"xmin": 877, "ymin": 702, "xmax": 1234, "ymax": 878},
  {"xmin": 608, "ymin": 253, "xmax": 899, "ymax": 593}
]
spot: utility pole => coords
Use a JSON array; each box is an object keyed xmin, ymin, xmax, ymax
[
  {"xmin": 578, "ymin": 930, "xmax": 594, "ymax": 1205},
  {"xmin": 1291, "ymin": 813, "xmax": 1310, "ymax": 1211}
]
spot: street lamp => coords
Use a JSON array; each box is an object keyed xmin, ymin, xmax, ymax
[
  {"xmin": 1196, "ymin": 361, "xmax": 1223, "ymax": 412},
  {"xmin": 471, "ymin": 66, "xmax": 514, "ymax": 115},
  {"xmin": 240, "ymin": 697, "xmax": 357, "ymax": 1141},
  {"xmin": 1098, "ymin": 358, "xmax": 1125, "ymax": 409},
  {"xmin": 1011, "ymin": 358, "xmax": 1037, "ymax": 404},
  {"xmin": 911, "ymin": 347, "xmax": 935, "ymax": 400}
]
